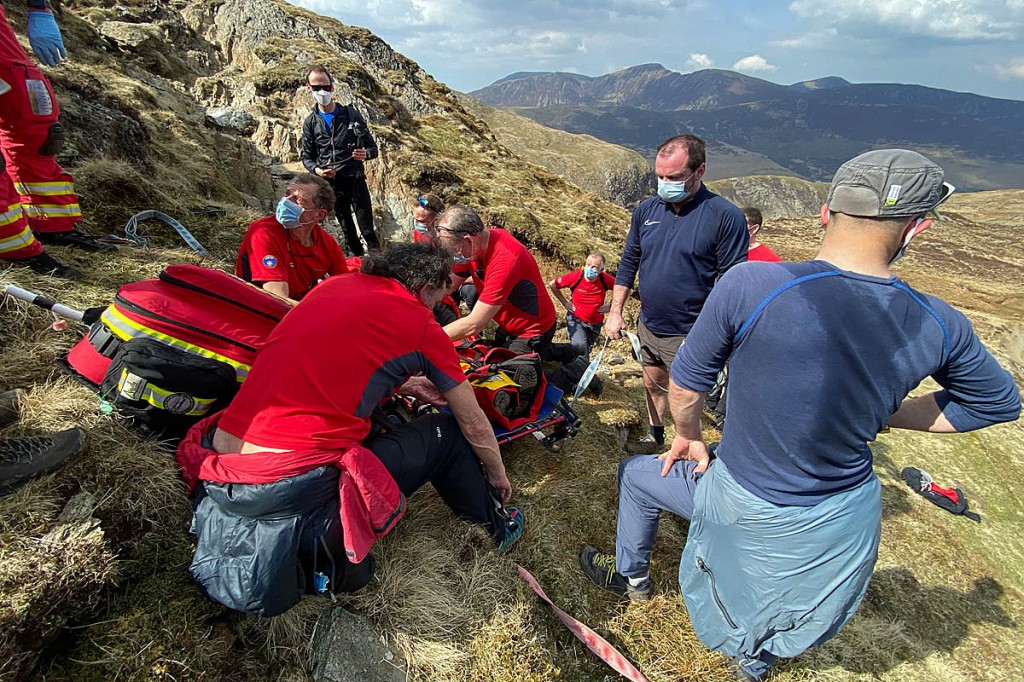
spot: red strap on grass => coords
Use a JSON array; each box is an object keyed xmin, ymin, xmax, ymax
[{"xmin": 517, "ymin": 565, "xmax": 650, "ymax": 682}]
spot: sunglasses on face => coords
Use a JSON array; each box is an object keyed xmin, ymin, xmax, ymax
[{"xmin": 309, "ymin": 84, "xmax": 333, "ymax": 92}]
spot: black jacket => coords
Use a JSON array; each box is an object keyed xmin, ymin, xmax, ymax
[{"xmin": 300, "ymin": 104, "xmax": 378, "ymax": 178}]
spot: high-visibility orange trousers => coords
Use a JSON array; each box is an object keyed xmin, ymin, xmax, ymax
[{"xmin": 0, "ymin": 6, "xmax": 81, "ymax": 261}]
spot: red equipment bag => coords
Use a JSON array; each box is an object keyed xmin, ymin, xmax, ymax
[
  {"xmin": 456, "ymin": 341, "xmax": 547, "ymax": 430},
  {"xmin": 64, "ymin": 265, "xmax": 291, "ymax": 436}
]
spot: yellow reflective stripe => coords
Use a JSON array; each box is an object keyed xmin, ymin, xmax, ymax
[
  {"xmin": 0, "ymin": 205, "xmax": 25, "ymax": 227},
  {"xmin": 14, "ymin": 181, "xmax": 76, "ymax": 196},
  {"xmin": 21, "ymin": 204, "xmax": 82, "ymax": 217},
  {"xmin": 101, "ymin": 306, "xmax": 249, "ymax": 382},
  {"xmin": 0, "ymin": 225, "xmax": 35, "ymax": 254},
  {"xmin": 117, "ymin": 369, "xmax": 216, "ymax": 417}
]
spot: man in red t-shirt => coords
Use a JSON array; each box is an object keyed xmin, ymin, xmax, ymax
[
  {"xmin": 411, "ymin": 193, "xmax": 445, "ymax": 245},
  {"xmin": 212, "ymin": 245, "xmax": 524, "ymax": 572},
  {"xmin": 436, "ymin": 206, "xmax": 567, "ymax": 353},
  {"xmin": 235, "ymin": 173, "xmax": 348, "ymax": 302},
  {"xmin": 743, "ymin": 207, "xmax": 781, "ymax": 263},
  {"xmin": 550, "ymin": 251, "xmax": 616, "ymax": 357}
]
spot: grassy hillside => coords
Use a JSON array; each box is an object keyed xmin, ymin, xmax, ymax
[
  {"xmin": 456, "ymin": 93, "xmax": 654, "ymax": 207},
  {"xmin": 1, "ymin": 2, "xmax": 1023, "ymax": 682}
]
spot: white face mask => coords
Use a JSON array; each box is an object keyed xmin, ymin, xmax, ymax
[{"xmin": 312, "ymin": 89, "xmax": 333, "ymax": 107}]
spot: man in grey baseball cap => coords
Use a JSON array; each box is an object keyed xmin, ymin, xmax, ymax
[{"xmin": 577, "ymin": 148, "xmax": 1019, "ymax": 680}]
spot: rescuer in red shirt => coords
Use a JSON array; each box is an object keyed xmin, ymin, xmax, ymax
[
  {"xmin": 214, "ymin": 243, "xmax": 524, "ymax": 561},
  {"xmin": 742, "ymin": 207, "xmax": 781, "ymax": 263},
  {"xmin": 549, "ymin": 251, "xmax": 616, "ymax": 357},
  {"xmin": 436, "ymin": 205, "xmax": 576, "ymax": 357},
  {"xmin": 235, "ymin": 173, "xmax": 348, "ymax": 302}
]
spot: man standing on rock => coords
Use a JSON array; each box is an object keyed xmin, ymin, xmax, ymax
[
  {"xmin": 580, "ymin": 149, "xmax": 1021, "ymax": 680},
  {"xmin": 605, "ymin": 134, "xmax": 748, "ymax": 453},
  {"xmin": 300, "ymin": 65, "xmax": 379, "ymax": 256}
]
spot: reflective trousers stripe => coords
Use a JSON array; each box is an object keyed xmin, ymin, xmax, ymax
[
  {"xmin": 14, "ymin": 180, "xmax": 76, "ymax": 196},
  {"xmin": 20, "ymin": 202, "xmax": 83, "ymax": 219},
  {"xmin": 0, "ymin": 223, "xmax": 35, "ymax": 254}
]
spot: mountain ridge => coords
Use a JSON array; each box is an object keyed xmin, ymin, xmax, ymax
[{"xmin": 477, "ymin": 65, "xmax": 1024, "ymax": 190}]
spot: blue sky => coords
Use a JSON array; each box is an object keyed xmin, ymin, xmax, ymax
[{"xmin": 288, "ymin": 0, "xmax": 1024, "ymax": 101}]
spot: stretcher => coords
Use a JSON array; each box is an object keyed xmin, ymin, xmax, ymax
[
  {"xmin": 492, "ymin": 384, "xmax": 581, "ymax": 451},
  {"xmin": 386, "ymin": 383, "xmax": 582, "ymax": 453}
]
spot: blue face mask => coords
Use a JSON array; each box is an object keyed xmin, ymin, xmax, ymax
[
  {"xmin": 452, "ymin": 251, "xmax": 469, "ymax": 264},
  {"xmin": 276, "ymin": 197, "xmax": 305, "ymax": 229},
  {"xmin": 657, "ymin": 177, "xmax": 691, "ymax": 204},
  {"xmin": 584, "ymin": 266, "xmax": 599, "ymax": 279},
  {"xmin": 414, "ymin": 221, "xmax": 431, "ymax": 235}
]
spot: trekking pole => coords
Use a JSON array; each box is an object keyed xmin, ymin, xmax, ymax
[
  {"xmin": 570, "ymin": 337, "xmax": 609, "ymax": 408},
  {"xmin": 3, "ymin": 283, "xmax": 85, "ymax": 321}
]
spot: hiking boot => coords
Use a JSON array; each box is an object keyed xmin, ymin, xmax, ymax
[
  {"xmin": 35, "ymin": 229, "xmax": 116, "ymax": 252},
  {"xmin": 587, "ymin": 374, "xmax": 603, "ymax": 397},
  {"xmin": 497, "ymin": 506, "xmax": 525, "ymax": 554},
  {"xmin": 0, "ymin": 427, "xmax": 86, "ymax": 495},
  {"xmin": 0, "ymin": 389, "xmax": 27, "ymax": 429},
  {"xmin": 19, "ymin": 251, "xmax": 84, "ymax": 280},
  {"xmin": 625, "ymin": 433, "xmax": 666, "ymax": 455},
  {"xmin": 578, "ymin": 544, "xmax": 652, "ymax": 601}
]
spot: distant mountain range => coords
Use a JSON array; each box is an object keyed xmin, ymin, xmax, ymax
[{"xmin": 471, "ymin": 65, "xmax": 1024, "ymax": 190}]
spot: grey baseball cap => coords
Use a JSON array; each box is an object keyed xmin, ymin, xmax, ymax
[{"xmin": 826, "ymin": 149, "xmax": 955, "ymax": 218}]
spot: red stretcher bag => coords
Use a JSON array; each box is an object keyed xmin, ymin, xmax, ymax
[{"xmin": 64, "ymin": 265, "xmax": 291, "ymax": 436}]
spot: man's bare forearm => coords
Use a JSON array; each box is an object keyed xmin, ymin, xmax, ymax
[
  {"xmin": 669, "ymin": 380, "xmax": 704, "ymax": 440},
  {"xmin": 887, "ymin": 393, "xmax": 957, "ymax": 433},
  {"xmin": 609, "ymin": 284, "xmax": 632, "ymax": 315}
]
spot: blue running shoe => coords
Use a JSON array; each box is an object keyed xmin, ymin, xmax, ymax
[{"xmin": 497, "ymin": 506, "xmax": 524, "ymax": 554}]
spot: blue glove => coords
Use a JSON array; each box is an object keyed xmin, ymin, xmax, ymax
[{"xmin": 27, "ymin": 11, "xmax": 67, "ymax": 67}]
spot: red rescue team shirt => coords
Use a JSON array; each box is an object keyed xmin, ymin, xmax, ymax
[
  {"xmin": 469, "ymin": 228, "xmax": 556, "ymax": 338},
  {"xmin": 235, "ymin": 215, "xmax": 348, "ymax": 300},
  {"xmin": 554, "ymin": 269, "xmax": 616, "ymax": 324},
  {"xmin": 219, "ymin": 273, "xmax": 467, "ymax": 451},
  {"xmin": 747, "ymin": 244, "xmax": 781, "ymax": 262}
]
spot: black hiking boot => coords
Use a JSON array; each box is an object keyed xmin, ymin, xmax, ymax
[
  {"xmin": 578, "ymin": 544, "xmax": 652, "ymax": 601},
  {"xmin": 35, "ymin": 229, "xmax": 116, "ymax": 252},
  {"xmin": 0, "ymin": 389, "xmax": 27, "ymax": 429},
  {"xmin": 624, "ymin": 433, "xmax": 666, "ymax": 455},
  {"xmin": 18, "ymin": 251, "xmax": 84, "ymax": 280},
  {"xmin": 0, "ymin": 427, "xmax": 86, "ymax": 495}
]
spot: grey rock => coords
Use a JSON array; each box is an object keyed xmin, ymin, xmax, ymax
[
  {"xmin": 312, "ymin": 607, "xmax": 407, "ymax": 682},
  {"xmin": 205, "ymin": 106, "xmax": 256, "ymax": 134},
  {"xmin": 98, "ymin": 21, "xmax": 166, "ymax": 49}
]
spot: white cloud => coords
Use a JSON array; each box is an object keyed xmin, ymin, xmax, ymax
[
  {"xmin": 732, "ymin": 55, "xmax": 778, "ymax": 72},
  {"xmin": 686, "ymin": 52, "xmax": 714, "ymax": 69},
  {"xmin": 788, "ymin": 0, "xmax": 1024, "ymax": 41},
  {"xmin": 772, "ymin": 28, "xmax": 837, "ymax": 48},
  {"xmin": 986, "ymin": 57, "xmax": 1024, "ymax": 79}
]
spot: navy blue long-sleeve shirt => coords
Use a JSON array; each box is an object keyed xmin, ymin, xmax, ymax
[
  {"xmin": 615, "ymin": 186, "xmax": 749, "ymax": 336},
  {"xmin": 672, "ymin": 260, "xmax": 1021, "ymax": 506}
]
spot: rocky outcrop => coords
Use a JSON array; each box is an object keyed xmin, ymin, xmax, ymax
[{"xmin": 312, "ymin": 608, "xmax": 407, "ymax": 682}]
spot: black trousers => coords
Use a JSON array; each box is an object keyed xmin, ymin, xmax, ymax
[
  {"xmin": 366, "ymin": 413, "xmax": 505, "ymax": 543},
  {"xmin": 332, "ymin": 174, "xmax": 378, "ymax": 255}
]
